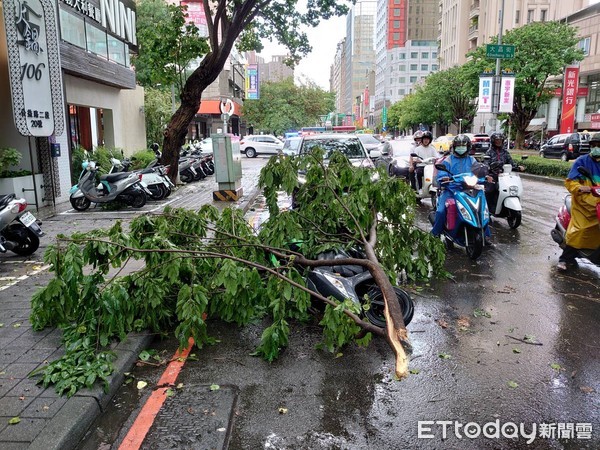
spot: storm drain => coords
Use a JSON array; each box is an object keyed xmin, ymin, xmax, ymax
[{"xmin": 143, "ymin": 384, "xmax": 239, "ymax": 449}]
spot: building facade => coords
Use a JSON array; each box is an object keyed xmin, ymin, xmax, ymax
[
  {"xmin": 373, "ymin": 0, "xmax": 439, "ymax": 130},
  {"xmin": 1, "ymin": 0, "xmax": 145, "ymax": 207},
  {"xmin": 439, "ymin": 0, "xmax": 587, "ymax": 70}
]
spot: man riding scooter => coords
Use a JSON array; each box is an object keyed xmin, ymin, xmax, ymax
[
  {"xmin": 431, "ymin": 134, "xmax": 492, "ymax": 245},
  {"xmin": 484, "ymin": 132, "xmax": 525, "ymax": 208},
  {"xmin": 556, "ymin": 132, "xmax": 600, "ymax": 271}
]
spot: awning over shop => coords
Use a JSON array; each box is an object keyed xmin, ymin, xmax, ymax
[
  {"xmin": 197, "ymin": 99, "xmax": 242, "ymax": 116},
  {"xmin": 526, "ymin": 117, "xmax": 547, "ymax": 132}
]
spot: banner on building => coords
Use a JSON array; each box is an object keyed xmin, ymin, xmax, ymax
[
  {"xmin": 2, "ymin": 0, "xmax": 65, "ymax": 136},
  {"xmin": 498, "ymin": 76, "xmax": 515, "ymax": 113},
  {"xmin": 180, "ymin": 0, "xmax": 208, "ymax": 36},
  {"xmin": 245, "ymin": 64, "xmax": 259, "ymax": 99},
  {"xmin": 559, "ymin": 65, "xmax": 579, "ymax": 134},
  {"xmin": 478, "ymin": 76, "xmax": 493, "ymax": 113}
]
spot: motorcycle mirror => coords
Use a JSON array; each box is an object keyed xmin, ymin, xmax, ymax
[
  {"xmin": 434, "ymin": 163, "xmax": 447, "ymax": 171},
  {"xmin": 410, "ymin": 153, "xmax": 419, "ymax": 157}
]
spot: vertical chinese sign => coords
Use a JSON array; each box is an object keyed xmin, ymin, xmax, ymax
[
  {"xmin": 559, "ymin": 65, "xmax": 579, "ymax": 134},
  {"xmin": 2, "ymin": 0, "xmax": 64, "ymax": 137},
  {"xmin": 498, "ymin": 75, "xmax": 515, "ymax": 113},
  {"xmin": 478, "ymin": 76, "xmax": 493, "ymax": 113},
  {"xmin": 245, "ymin": 64, "xmax": 259, "ymax": 99}
]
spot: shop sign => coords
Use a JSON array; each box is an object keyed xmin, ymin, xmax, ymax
[
  {"xmin": 245, "ymin": 64, "xmax": 259, "ymax": 100},
  {"xmin": 2, "ymin": 0, "xmax": 64, "ymax": 137},
  {"xmin": 498, "ymin": 76, "xmax": 515, "ymax": 113}
]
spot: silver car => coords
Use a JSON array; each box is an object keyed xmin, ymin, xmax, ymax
[{"xmin": 240, "ymin": 135, "xmax": 284, "ymax": 158}]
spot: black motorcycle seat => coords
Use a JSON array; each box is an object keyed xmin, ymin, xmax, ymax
[
  {"xmin": 100, "ymin": 172, "xmax": 132, "ymax": 182},
  {"xmin": 0, "ymin": 194, "xmax": 16, "ymax": 208}
]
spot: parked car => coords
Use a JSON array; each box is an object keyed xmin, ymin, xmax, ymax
[
  {"xmin": 539, "ymin": 133, "xmax": 583, "ymax": 161},
  {"xmin": 357, "ymin": 134, "xmax": 391, "ymax": 159},
  {"xmin": 463, "ymin": 133, "xmax": 491, "ymax": 154},
  {"xmin": 432, "ymin": 135, "xmax": 454, "ymax": 153},
  {"xmin": 240, "ymin": 135, "xmax": 284, "ymax": 158},
  {"xmin": 579, "ymin": 132, "xmax": 591, "ymax": 155},
  {"xmin": 281, "ymin": 136, "xmax": 302, "ymax": 156},
  {"xmin": 293, "ymin": 134, "xmax": 374, "ymax": 208}
]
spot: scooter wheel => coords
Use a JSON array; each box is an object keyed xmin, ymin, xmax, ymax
[
  {"xmin": 364, "ymin": 286, "xmax": 414, "ymax": 328},
  {"xmin": 70, "ymin": 196, "xmax": 91, "ymax": 211},
  {"xmin": 131, "ymin": 191, "xmax": 147, "ymax": 208},
  {"xmin": 2, "ymin": 225, "xmax": 40, "ymax": 256},
  {"xmin": 507, "ymin": 210, "xmax": 522, "ymax": 229},
  {"xmin": 465, "ymin": 229, "xmax": 484, "ymax": 260}
]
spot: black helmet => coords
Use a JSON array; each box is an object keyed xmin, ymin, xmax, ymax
[
  {"xmin": 421, "ymin": 131, "xmax": 433, "ymax": 143},
  {"xmin": 452, "ymin": 134, "xmax": 472, "ymax": 157},
  {"xmin": 490, "ymin": 132, "xmax": 505, "ymax": 148},
  {"xmin": 413, "ymin": 130, "xmax": 424, "ymax": 142}
]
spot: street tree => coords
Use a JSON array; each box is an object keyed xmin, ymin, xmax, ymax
[
  {"xmin": 29, "ymin": 155, "xmax": 445, "ymax": 396},
  {"xmin": 242, "ymin": 79, "xmax": 335, "ymax": 135},
  {"xmin": 134, "ymin": 0, "xmax": 209, "ymax": 95},
  {"xmin": 143, "ymin": 87, "xmax": 174, "ymax": 147},
  {"xmin": 465, "ymin": 21, "xmax": 584, "ymax": 146},
  {"xmin": 156, "ymin": 0, "xmax": 352, "ymax": 181},
  {"xmin": 387, "ymin": 93, "xmax": 422, "ymax": 133}
]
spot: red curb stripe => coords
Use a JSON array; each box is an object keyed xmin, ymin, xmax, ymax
[{"xmin": 118, "ymin": 337, "xmax": 195, "ymax": 450}]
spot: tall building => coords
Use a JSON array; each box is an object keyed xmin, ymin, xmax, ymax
[
  {"xmin": 257, "ymin": 55, "xmax": 295, "ymax": 83},
  {"xmin": 439, "ymin": 0, "xmax": 587, "ymax": 70},
  {"xmin": 374, "ymin": 0, "xmax": 439, "ymax": 129},
  {"xmin": 339, "ymin": 0, "xmax": 377, "ymax": 124}
]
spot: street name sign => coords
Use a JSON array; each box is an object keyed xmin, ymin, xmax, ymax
[{"xmin": 486, "ymin": 44, "xmax": 515, "ymax": 59}]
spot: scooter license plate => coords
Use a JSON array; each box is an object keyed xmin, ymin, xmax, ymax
[{"xmin": 19, "ymin": 211, "xmax": 37, "ymax": 227}]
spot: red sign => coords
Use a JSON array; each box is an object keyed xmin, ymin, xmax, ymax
[
  {"xmin": 559, "ymin": 65, "xmax": 579, "ymax": 134},
  {"xmin": 592, "ymin": 113, "xmax": 600, "ymax": 122}
]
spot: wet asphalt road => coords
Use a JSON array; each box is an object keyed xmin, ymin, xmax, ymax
[{"xmin": 36, "ymin": 161, "xmax": 600, "ymax": 449}]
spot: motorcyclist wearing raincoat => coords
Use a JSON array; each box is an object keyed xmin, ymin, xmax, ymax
[{"xmin": 557, "ymin": 132, "xmax": 600, "ymax": 271}]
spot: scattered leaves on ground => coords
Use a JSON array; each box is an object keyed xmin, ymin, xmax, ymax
[
  {"xmin": 507, "ymin": 380, "xmax": 519, "ymax": 388},
  {"xmin": 438, "ymin": 352, "xmax": 452, "ymax": 360},
  {"xmin": 550, "ymin": 363, "xmax": 562, "ymax": 371},
  {"xmin": 278, "ymin": 407, "xmax": 288, "ymax": 414},
  {"xmin": 580, "ymin": 386, "xmax": 595, "ymax": 394},
  {"xmin": 436, "ymin": 319, "xmax": 449, "ymax": 328},
  {"xmin": 524, "ymin": 334, "xmax": 537, "ymax": 343},
  {"xmin": 136, "ymin": 381, "xmax": 148, "ymax": 390},
  {"xmin": 209, "ymin": 384, "xmax": 220, "ymax": 391},
  {"xmin": 217, "ymin": 427, "xmax": 226, "ymax": 432},
  {"xmin": 13, "ymin": 323, "xmax": 21, "ymax": 328},
  {"xmin": 8, "ymin": 417, "xmax": 20, "ymax": 425},
  {"xmin": 473, "ymin": 308, "xmax": 491, "ymax": 318},
  {"xmin": 512, "ymin": 348, "xmax": 521, "ymax": 354},
  {"xmin": 409, "ymin": 369, "xmax": 420, "ymax": 375},
  {"xmin": 176, "ymin": 383, "xmax": 184, "ymax": 389},
  {"xmin": 457, "ymin": 316, "xmax": 470, "ymax": 329},
  {"xmin": 165, "ymin": 388, "xmax": 175, "ymax": 397}
]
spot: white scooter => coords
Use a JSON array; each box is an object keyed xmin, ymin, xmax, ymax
[
  {"xmin": 108, "ymin": 157, "xmax": 174, "ymax": 200},
  {"xmin": 410, "ymin": 154, "xmax": 438, "ymax": 207},
  {"xmin": 485, "ymin": 157, "xmax": 527, "ymax": 229}
]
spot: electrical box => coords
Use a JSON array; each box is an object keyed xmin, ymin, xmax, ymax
[{"xmin": 212, "ymin": 134, "xmax": 242, "ymax": 200}]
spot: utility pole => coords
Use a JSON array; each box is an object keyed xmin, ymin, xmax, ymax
[{"xmin": 492, "ymin": 0, "xmax": 506, "ymax": 132}]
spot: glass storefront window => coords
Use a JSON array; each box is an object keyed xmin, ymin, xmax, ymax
[
  {"xmin": 59, "ymin": 9, "xmax": 85, "ymax": 49},
  {"xmin": 108, "ymin": 35, "xmax": 126, "ymax": 65},
  {"xmin": 86, "ymin": 24, "xmax": 108, "ymax": 59}
]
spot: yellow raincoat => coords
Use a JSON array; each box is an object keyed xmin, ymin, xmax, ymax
[{"xmin": 564, "ymin": 178, "xmax": 600, "ymax": 249}]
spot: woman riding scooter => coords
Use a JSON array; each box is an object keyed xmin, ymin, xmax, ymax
[
  {"xmin": 409, "ymin": 130, "xmax": 438, "ymax": 193},
  {"xmin": 431, "ymin": 134, "xmax": 492, "ymax": 245},
  {"xmin": 556, "ymin": 132, "xmax": 600, "ymax": 271}
]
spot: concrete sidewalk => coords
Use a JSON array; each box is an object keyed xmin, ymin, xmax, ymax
[{"xmin": 0, "ymin": 161, "xmax": 264, "ymax": 449}]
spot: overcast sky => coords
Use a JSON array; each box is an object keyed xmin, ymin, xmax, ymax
[{"xmin": 258, "ymin": 14, "xmax": 347, "ymax": 90}]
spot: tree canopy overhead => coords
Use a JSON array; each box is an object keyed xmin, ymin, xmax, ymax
[
  {"xmin": 241, "ymin": 79, "xmax": 335, "ymax": 135},
  {"xmin": 152, "ymin": 0, "xmax": 353, "ymax": 180}
]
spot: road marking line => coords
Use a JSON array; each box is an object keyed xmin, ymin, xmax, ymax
[
  {"xmin": 0, "ymin": 264, "xmax": 50, "ymax": 292},
  {"xmin": 118, "ymin": 337, "xmax": 194, "ymax": 450}
]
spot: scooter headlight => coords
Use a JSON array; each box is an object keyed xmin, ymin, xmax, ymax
[
  {"xmin": 509, "ymin": 185, "xmax": 519, "ymax": 196},
  {"xmin": 463, "ymin": 175, "xmax": 478, "ymax": 188},
  {"xmin": 322, "ymin": 272, "xmax": 353, "ymax": 300},
  {"xmin": 457, "ymin": 202, "xmax": 473, "ymax": 222}
]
